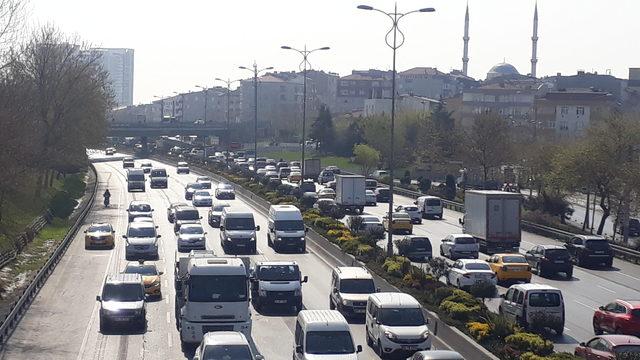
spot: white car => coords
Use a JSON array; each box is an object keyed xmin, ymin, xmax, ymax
[
  {"xmin": 177, "ymin": 161, "xmax": 189, "ymax": 174},
  {"xmin": 265, "ymin": 165, "xmax": 276, "ymax": 172},
  {"xmin": 193, "ymin": 331, "xmax": 263, "ymax": 360},
  {"xmin": 365, "ymin": 190, "xmax": 377, "ymax": 206},
  {"xmin": 440, "ymin": 234, "xmax": 479, "ymax": 260},
  {"xmin": 192, "ymin": 190, "xmax": 213, "ymax": 207},
  {"xmin": 356, "ymin": 215, "xmax": 384, "ymax": 236},
  {"xmin": 447, "ymin": 259, "xmax": 497, "ymax": 289},
  {"xmin": 317, "ymin": 188, "xmax": 336, "ymax": 199},
  {"xmin": 395, "ymin": 205, "xmax": 422, "ymax": 224}
]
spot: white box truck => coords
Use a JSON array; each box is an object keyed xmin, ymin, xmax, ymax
[
  {"xmin": 335, "ymin": 174, "xmax": 366, "ymax": 214},
  {"xmin": 303, "ymin": 158, "xmax": 321, "ymax": 180},
  {"xmin": 459, "ymin": 190, "xmax": 522, "ymax": 254}
]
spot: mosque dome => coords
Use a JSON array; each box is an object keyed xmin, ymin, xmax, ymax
[{"xmin": 487, "ymin": 62, "xmax": 520, "ymax": 79}]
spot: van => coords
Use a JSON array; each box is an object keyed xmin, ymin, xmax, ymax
[
  {"xmin": 365, "ymin": 178, "xmax": 378, "ymax": 191},
  {"xmin": 149, "ymin": 168, "xmax": 168, "ymax": 188},
  {"xmin": 330, "ymin": 267, "xmax": 376, "ymax": 317},
  {"xmin": 499, "ymin": 284, "xmax": 565, "ymax": 335},
  {"xmin": 293, "ymin": 310, "xmax": 362, "ymax": 360},
  {"xmin": 220, "ymin": 207, "xmax": 260, "ymax": 254},
  {"xmin": 366, "ymin": 292, "xmax": 431, "ymax": 358},
  {"xmin": 415, "ymin": 196, "xmax": 443, "ymax": 219},
  {"xmin": 267, "ymin": 205, "xmax": 307, "ymax": 253},
  {"xmin": 126, "ymin": 169, "xmax": 146, "ymax": 192}
]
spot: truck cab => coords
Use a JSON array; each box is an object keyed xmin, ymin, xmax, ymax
[
  {"xmin": 250, "ymin": 261, "xmax": 308, "ymax": 313},
  {"xmin": 177, "ymin": 257, "xmax": 251, "ymax": 346},
  {"xmin": 267, "ymin": 205, "xmax": 307, "ymax": 253}
]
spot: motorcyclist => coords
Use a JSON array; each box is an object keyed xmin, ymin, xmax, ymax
[{"xmin": 103, "ymin": 189, "xmax": 111, "ymax": 207}]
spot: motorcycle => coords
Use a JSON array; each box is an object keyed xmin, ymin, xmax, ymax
[{"xmin": 104, "ymin": 196, "xmax": 110, "ymax": 207}]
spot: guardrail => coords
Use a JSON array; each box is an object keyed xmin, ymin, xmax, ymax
[
  {"xmin": 0, "ymin": 164, "xmax": 98, "ymax": 346},
  {"xmin": 0, "ymin": 212, "xmax": 53, "ymax": 269}
]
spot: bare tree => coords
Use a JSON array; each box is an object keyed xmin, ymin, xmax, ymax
[{"xmin": 463, "ymin": 113, "xmax": 512, "ymax": 184}]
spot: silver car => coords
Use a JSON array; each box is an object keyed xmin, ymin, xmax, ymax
[
  {"xmin": 192, "ymin": 190, "xmax": 213, "ymax": 207},
  {"xmin": 407, "ymin": 350, "xmax": 464, "ymax": 360},
  {"xmin": 124, "ymin": 222, "xmax": 160, "ymax": 260},
  {"xmin": 96, "ymin": 273, "xmax": 146, "ymax": 332},
  {"xmin": 127, "ymin": 201, "xmax": 153, "ymax": 222},
  {"xmin": 176, "ymin": 224, "xmax": 207, "ymax": 252},
  {"xmin": 396, "ymin": 205, "xmax": 422, "ymax": 224}
]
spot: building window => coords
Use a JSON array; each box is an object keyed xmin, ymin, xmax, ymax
[
  {"xmin": 560, "ymin": 106, "xmax": 569, "ymax": 115},
  {"xmin": 576, "ymin": 106, "xmax": 585, "ymax": 115},
  {"xmin": 358, "ymin": 90, "xmax": 365, "ymax": 96},
  {"xmin": 280, "ymin": 94, "xmax": 286, "ymax": 101},
  {"xmin": 340, "ymin": 89, "xmax": 349, "ymax": 95}
]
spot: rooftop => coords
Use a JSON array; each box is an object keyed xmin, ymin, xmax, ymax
[
  {"xmin": 399, "ymin": 67, "xmax": 444, "ymax": 77},
  {"xmin": 202, "ymin": 331, "xmax": 249, "ymax": 347},
  {"xmin": 335, "ymin": 266, "xmax": 372, "ymax": 280}
]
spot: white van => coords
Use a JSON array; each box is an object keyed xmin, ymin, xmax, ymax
[
  {"xmin": 365, "ymin": 292, "xmax": 431, "ymax": 358},
  {"xmin": 499, "ymin": 284, "xmax": 565, "ymax": 335},
  {"xmin": 219, "ymin": 207, "xmax": 260, "ymax": 254},
  {"xmin": 293, "ymin": 310, "xmax": 362, "ymax": 360},
  {"xmin": 267, "ymin": 205, "xmax": 307, "ymax": 253},
  {"xmin": 415, "ymin": 196, "xmax": 443, "ymax": 219}
]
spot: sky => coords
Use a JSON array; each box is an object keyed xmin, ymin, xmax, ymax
[{"xmin": 28, "ymin": 0, "xmax": 640, "ymax": 105}]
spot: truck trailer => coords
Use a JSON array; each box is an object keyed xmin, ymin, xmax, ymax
[{"xmin": 335, "ymin": 174, "xmax": 366, "ymax": 214}]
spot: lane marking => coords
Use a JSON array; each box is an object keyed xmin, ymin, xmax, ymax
[
  {"xmin": 598, "ymin": 285, "xmax": 616, "ymax": 294},
  {"xmin": 166, "ymin": 311, "xmax": 171, "ymax": 324},
  {"xmin": 574, "ymin": 300, "xmax": 597, "ymax": 311},
  {"xmin": 167, "ymin": 333, "xmax": 173, "ymax": 348},
  {"xmin": 617, "ymin": 272, "xmax": 640, "ymax": 282}
]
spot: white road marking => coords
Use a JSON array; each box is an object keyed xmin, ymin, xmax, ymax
[
  {"xmin": 165, "ymin": 296, "xmax": 170, "ymax": 304},
  {"xmin": 166, "ymin": 311, "xmax": 171, "ymax": 324},
  {"xmin": 167, "ymin": 333, "xmax": 173, "ymax": 348},
  {"xmin": 617, "ymin": 272, "xmax": 640, "ymax": 282},
  {"xmin": 564, "ymin": 327, "xmax": 572, "ymax": 333},
  {"xmin": 598, "ymin": 285, "xmax": 616, "ymax": 293},
  {"xmin": 575, "ymin": 300, "xmax": 597, "ymax": 311}
]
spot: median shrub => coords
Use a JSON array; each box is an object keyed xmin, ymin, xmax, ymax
[
  {"xmin": 356, "ymin": 244, "xmax": 375, "ymax": 259},
  {"xmin": 520, "ymin": 353, "xmax": 582, "ymax": 360},
  {"xmin": 467, "ymin": 322, "xmax": 491, "ymax": 342},
  {"xmin": 382, "ymin": 256, "xmax": 410, "ymax": 277},
  {"xmin": 340, "ymin": 239, "xmax": 360, "ymax": 254},
  {"xmin": 432, "ymin": 286, "xmax": 454, "ymax": 305},
  {"xmin": 313, "ymin": 217, "xmax": 334, "ymax": 229},
  {"xmin": 440, "ymin": 300, "xmax": 481, "ymax": 321},
  {"xmin": 327, "ymin": 229, "xmax": 350, "ymax": 238},
  {"xmin": 303, "ymin": 210, "xmax": 321, "ymax": 222},
  {"xmin": 505, "ymin": 332, "xmax": 554, "ymax": 356}
]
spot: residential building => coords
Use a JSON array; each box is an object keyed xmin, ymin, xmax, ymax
[
  {"xmin": 363, "ymin": 95, "xmax": 440, "ymax": 117},
  {"xmin": 335, "ymin": 70, "xmax": 392, "ymax": 114},
  {"xmin": 90, "ymin": 48, "xmax": 134, "ymax": 107},
  {"xmin": 550, "ymin": 71, "xmax": 627, "ymax": 102},
  {"xmin": 397, "ymin": 67, "xmax": 463, "ymax": 99},
  {"xmin": 458, "ymin": 83, "xmax": 538, "ymax": 128}
]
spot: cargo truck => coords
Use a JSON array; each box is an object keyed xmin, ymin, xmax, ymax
[
  {"xmin": 335, "ymin": 174, "xmax": 366, "ymax": 214},
  {"xmin": 303, "ymin": 158, "xmax": 321, "ymax": 180},
  {"xmin": 459, "ymin": 190, "xmax": 522, "ymax": 254}
]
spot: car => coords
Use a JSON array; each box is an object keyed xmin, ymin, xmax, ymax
[
  {"xmin": 105, "ymin": 147, "xmax": 116, "ymax": 155},
  {"xmin": 249, "ymin": 261, "xmax": 307, "ymax": 312},
  {"xmin": 132, "ymin": 217, "xmax": 154, "ymax": 224},
  {"xmin": 288, "ymin": 171, "xmax": 302, "ymax": 183},
  {"xmin": 486, "ymin": 253, "xmax": 532, "ymax": 283},
  {"xmin": 396, "ymin": 205, "xmax": 422, "ymax": 224},
  {"xmin": 124, "ymin": 222, "xmax": 160, "ymax": 260},
  {"xmin": 407, "ymin": 350, "xmax": 465, "ymax": 360},
  {"xmin": 123, "ymin": 261, "xmax": 163, "ymax": 297},
  {"xmin": 290, "ymin": 160, "xmax": 301, "ymax": 168},
  {"xmin": 325, "ymin": 180, "xmax": 337, "ymax": 190},
  {"xmin": 256, "ymin": 168, "xmax": 268, "ymax": 177},
  {"xmin": 140, "ymin": 162, "xmax": 152, "ymax": 174},
  {"xmin": 122, "ymin": 157, "xmax": 135, "ymax": 168},
  {"xmin": 84, "ymin": 223, "xmax": 115, "ymax": 249},
  {"xmin": 317, "ymin": 188, "xmax": 336, "ymax": 199},
  {"xmin": 265, "ymin": 170, "xmax": 279, "ymax": 179},
  {"xmin": 215, "ymin": 183, "xmax": 236, "ymax": 200},
  {"xmin": 370, "ymin": 169, "xmax": 389, "ymax": 180},
  {"xmin": 325, "ymin": 165, "xmax": 341, "ymax": 174},
  {"xmin": 365, "ymin": 178, "xmax": 378, "ymax": 190},
  {"xmin": 593, "ymin": 300, "xmax": 640, "ymax": 336},
  {"xmin": 97, "ymin": 274, "xmax": 146, "ymax": 332},
  {"xmin": 176, "ymin": 223, "xmax": 207, "ymax": 253},
  {"xmin": 294, "ymin": 310, "xmax": 362, "ymax": 359},
  {"xmin": 173, "ymin": 206, "xmax": 202, "ymax": 233},
  {"xmin": 313, "ymin": 198, "xmax": 338, "ymax": 216},
  {"xmin": 193, "ymin": 331, "xmax": 264, "ymax": 360},
  {"xmin": 192, "ymin": 190, "xmax": 213, "ymax": 207},
  {"xmin": 149, "ymin": 168, "xmax": 168, "ymax": 188},
  {"xmin": 396, "ymin": 235, "xmax": 432, "ymax": 261},
  {"xmin": 439, "ymin": 234, "xmax": 479, "ymax": 260},
  {"xmin": 365, "ymin": 190, "xmax": 377, "ymax": 206},
  {"xmin": 266, "ymin": 158, "xmax": 277, "ymax": 167},
  {"xmin": 329, "ymin": 267, "xmax": 376, "ymax": 317},
  {"xmin": 347, "ymin": 215, "xmax": 384, "ymax": 236},
  {"xmin": 318, "ymin": 170, "xmax": 335, "ymax": 185},
  {"xmin": 617, "ymin": 218, "xmax": 640, "ymax": 237},
  {"xmin": 127, "ymin": 200, "xmax": 153, "ymax": 222},
  {"xmin": 184, "ymin": 182, "xmax": 204, "ymax": 200},
  {"xmin": 375, "ymin": 187, "xmax": 391, "ymax": 202},
  {"xmin": 276, "ymin": 161, "xmax": 289, "ymax": 171},
  {"xmin": 265, "ymin": 165, "xmax": 276, "ymax": 172},
  {"xmin": 383, "ymin": 212, "xmax": 413, "ymax": 234},
  {"xmin": 525, "ymin": 244, "xmax": 573, "ymax": 278},
  {"xmin": 196, "ymin": 176, "xmax": 211, "ymax": 182},
  {"xmin": 177, "ymin": 161, "xmax": 189, "ymax": 174},
  {"xmin": 197, "ymin": 180, "xmax": 212, "ymax": 190},
  {"xmin": 299, "ymin": 180, "xmax": 316, "ymax": 193},
  {"xmin": 499, "ymin": 284, "xmax": 565, "ymax": 335},
  {"xmin": 415, "ymin": 196, "xmax": 443, "ymax": 219},
  {"xmin": 574, "ymin": 335, "xmax": 640, "ymax": 359},
  {"xmin": 167, "ymin": 202, "xmax": 188, "ymax": 223},
  {"xmin": 447, "ymin": 259, "xmax": 497, "ymax": 289},
  {"xmin": 208, "ymin": 201, "xmax": 231, "ymax": 227},
  {"xmin": 290, "ymin": 166, "xmax": 301, "ymax": 172},
  {"xmin": 565, "ymin": 235, "xmax": 614, "ymax": 268}
]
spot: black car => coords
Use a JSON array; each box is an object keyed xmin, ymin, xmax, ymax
[
  {"xmin": 564, "ymin": 235, "xmax": 614, "ymax": 267},
  {"xmin": 525, "ymin": 245, "xmax": 573, "ymax": 278},
  {"xmin": 375, "ymin": 187, "xmax": 391, "ymax": 202},
  {"xmin": 617, "ymin": 218, "xmax": 640, "ymax": 237}
]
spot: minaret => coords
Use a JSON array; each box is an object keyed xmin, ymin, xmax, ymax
[
  {"xmin": 462, "ymin": 2, "xmax": 470, "ymax": 76},
  {"xmin": 530, "ymin": 1, "xmax": 539, "ymax": 78}
]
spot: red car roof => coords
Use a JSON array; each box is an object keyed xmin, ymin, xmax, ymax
[{"xmin": 599, "ymin": 335, "xmax": 640, "ymax": 346}]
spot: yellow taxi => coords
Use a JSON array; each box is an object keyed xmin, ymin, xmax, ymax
[
  {"xmin": 84, "ymin": 223, "xmax": 115, "ymax": 249},
  {"xmin": 383, "ymin": 212, "xmax": 413, "ymax": 235},
  {"xmin": 123, "ymin": 261, "xmax": 163, "ymax": 297},
  {"xmin": 486, "ymin": 253, "xmax": 532, "ymax": 283}
]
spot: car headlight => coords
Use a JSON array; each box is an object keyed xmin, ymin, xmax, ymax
[
  {"xmin": 277, "ymin": 237, "xmax": 282, "ymax": 241},
  {"xmin": 420, "ymin": 330, "xmax": 430, "ymax": 339},
  {"xmin": 300, "ymin": 237, "xmax": 305, "ymax": 241},
  {"xmin": 342, "ymin": 299, "xmax": 349, "ymax": 306},
  {"xmin": 151, "ymin": 279, "xmax": 160, "ymax": 287},
  {"xmin": 294, "ymin": 288, "xmax": 302, "ymax": 296},
  {"xmin": 250, "ymin": 237, "xmax": 255, "ymax": 242},
  {"xmin": 384, "ymin": 331, "xmax": 398, "ymax": 340},
  {"xmin": 258, "ymin": 289, "xmax": 267, "ymax": 297}
]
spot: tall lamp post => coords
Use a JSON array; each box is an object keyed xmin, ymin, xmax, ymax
[
  {"xmin": 280, "ymin": 45, "xmax": 330, "ymax": 180},
  {"xmin": 214, "ymin": 78, "xmax": 242, "ymax": 159},
  {"xmin": 195, "ymin": 85, "xmax": 210, "ymax": 123},
  {"xmin": 239, "ymin": 62, "xmax": 273, "ymax": 175},
  {"xmin": 358, "ymin": 3, "xmax": 435, "ymax": 257}
]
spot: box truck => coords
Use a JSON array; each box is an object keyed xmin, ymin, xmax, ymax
[
  {"xmin": 303, "ymin": 158, "xmax": 321, "ymax": 180},
  {"xmin": 335, "ymin": 174, "xmax": 366, "ymax": 214}
]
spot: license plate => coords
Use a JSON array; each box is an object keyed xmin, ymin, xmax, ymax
[
  {"xmin": 236, "ymin": 244, "xmax": 246, "ymax": 247},
  {"xmin": 114, "ymin": 317, "xmax": 130, "ymax": 322},
  {"xmin": 554, "ymin": 260, "xmax": 564, "ymax": 264},
  {"xmin": 354, "ymin": 308, "xmax": 365, "ymax": 313},
  {"xmin": 401, "ymin": 345, "xmax": 417, "ymax": 350},
  {"xmin": 595, "ymin": 251, "xmax": 605, "ymax": 254},
  {"xmin": 274, "ymin": 300, "xmax": 287, "ymax": 304}
]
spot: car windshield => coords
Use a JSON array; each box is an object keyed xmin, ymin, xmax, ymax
[
  {"xmin": 426, "ymin": 199, "xmax": 441, "ymax": 206},
  {"xmin": 339, "ymin": 279, "xmax": 375, "ymax": 294},
  {"xmin": 362, "ymin": 216, "xmax": 379, "ymax": 223},
  {"xmin": 199, "ymin": 182, "xmax": 212, "ymax": 189},
  {"xmin": 195, "ymin": 191, "xmax": 210, "ymax": 197},
  {"xmin": 454, "ymin": 237, "xmax": 476, "ymax": 245},
  {"xmin": 403, "ymin": 206, "xmax": 419, "ymax": 212},
  {"xmin": 322, "ymin": 171, "xmax": 334, "ymax": 177},
  {"xmin": 89, "ymin": 224, "xmax": 112, "ymax": 232},
  {"xmin": 218, "ymin": 183, "xmax": 233, "ymax": 190},
  {"xmin": 379, "ymin": 308, "xmax": 425, "ymax": 326},
  {"xmin": 180, "ymin": 226, "xmax": 204, "ymax": 235},
  {"xmin": 188, "ymin": 275, "xmax": 247, "ymax": 302},
  {"xmin": 102, "ymin": 283, "xmax": 144, "ymax": 302},
  {"xmin": 257, "ymin": 265, "xmax": 300, "ymax": 281},
  {"xmin": 614, "ymin": 345, "xmax": 640, "ymax": 354},
  {"xmin": 130, "ymin": 203, "xmax": 151, "ymax": 212},
  {"xmin": 225, "ymin": 217, "xmax": 255, "ymax": 230},
  {"xmin": 378, "ymin": 189, "xmax": 390, "ymax": 195},
  {"xmin": 465, "ymin": 263, "xmax": 491, "ymax": 270},
  {"xmin": 305, "ymin": 331, "xmax": 355, "ymax": 355},
  {"xmin": 124, "ymin": 265, "xmax": 157, "ymax": 276},
  {"xmin": 178, "ymin": 163, "xmax": 187, "ymax": 166},
  {"xmin": 585, "ymin": 240, "xmax": 610, "ymax": 250},
  {"xmin": 128, "ymin": 174, "xmax": 144, "ymax": 181},
  {"xmin": 502, "ymin": 256, "xmax": 527, "ymax": 263},
  {"xmin": 187, "ymin": 183, "xmax": 203, "ymax": 190},
  {"xmin": 212, "ymin": 204, "xmax": 230, "ymax": 212},
  {"xmin": 545, "ymin": 249, "xmax": 570, "ymax": 259},
  {"xmin": 176, "ymin": 210, "xmax": 200, "ymax": 220},
  {"xmin": 202, "ymin": 345, "xmax": 252, "ymax": 360},
  {"xmin": 366, "ymin": 190, "xmax": 375, "ymax": 195},
  {"xmin": 127, "ymin": 226, "xmax": 156, "ymax": 238},
  {"xmin": 150, "ymin": 169, "xmax": 166, "ymax": 176},
  {"xmin": 275, "ymin": 220, "xmax": 304, "ymax": 231},
  {"xmin": 142, "ymin": 163, "xmax": 151, "ymax": 167},
  {"xmin": 528, "ymin": 292, "xmax": 561, "ymax": 307},
  {"xmin": 410, "ymin": 238, "xmax": 430, "ymax": 247},
  {"xmin": 393, "ymin": 213, "xmax": 410, "ymax": 219}
]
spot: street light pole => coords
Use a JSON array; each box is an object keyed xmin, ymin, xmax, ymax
[
  {"xmin": 239, "ymin": 62, "xmax": 274, "ymax": 175},
  {"xmin": 215, "ymin": 78, "xmax": 242, "ymax": 160},
  {"xmin": 358, "ymin": 3, "xmax": 435, "ymax": 258},
  {"xmin": 280, "ymin": 45, "xmax": 330, "ymax": 180}
]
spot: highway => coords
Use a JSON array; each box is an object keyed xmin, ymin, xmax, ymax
[{"xmin": 1, "ymin": 157, "xmax": 454, "ymax": 360}]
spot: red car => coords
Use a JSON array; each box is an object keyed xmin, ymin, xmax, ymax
[
  {"xmin": 593, "ymin": 300, "xmax": 640, "ymax": 336},
  {"xmin": 575, "ymin": 335, "xmax": 640, "ymax": 359}
]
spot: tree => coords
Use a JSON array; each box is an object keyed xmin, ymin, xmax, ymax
[
  {"xmin": 353, "ymin": 144, "xmax": 380, "ymax": 177},
  {"xmin": 334, "ymin": 119, "xmax": 364, "ymax": 157},
  {"xmin": 463, "ymin": 114, "xmax": 512, "ymax": 185},
  {"xmin": 362, "ymin": 114, "xmax": 414, "ymax": 168},
  {"xmin": 309, "ymin": 104, "xmax": 335, "ymax": 153}
]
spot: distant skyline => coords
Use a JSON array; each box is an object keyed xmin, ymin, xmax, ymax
[{"xmin": 29, "ymin": 0, "xmax": 640, "ymax": 104}]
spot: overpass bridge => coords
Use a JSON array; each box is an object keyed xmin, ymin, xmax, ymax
[{"xmin": 107, "ymin": 122, "xmax": 228, "ymax": 137}]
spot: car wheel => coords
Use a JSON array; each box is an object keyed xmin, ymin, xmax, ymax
[
  {"xmin": 448, "ymin": 249, "xmax": 454, "ymax": 260},
  {"xmin": 99, "ymin": 317, "xmax": 107, "ymax": 333},
  {"xmin": 366, "ymin": 329, "xmax": 373, "ymax": 347},
  {"xmin": 566, "ymin": 268, "xmax": 573, "ymax": 279},
  {"xmin": 554, "ymin": 325, "xmax": 564, "ymax": 336},
  {"xmin": 377, "ymin": 340, "xmax": 385, "ymax": 358},
  {"xmin": 605, "ymin": 258, "xmax": 613, "ymax": 268},
  {"xmin": 593, "ymin": 320, "xmax": 603, "ymax": 335},
  {"xmin": 329, "ymin": 297, "xmax": 335, "ymax": 310},
  {"xmin": 439, "ymin": 246, "xmax": 444, "ymax": 256}
]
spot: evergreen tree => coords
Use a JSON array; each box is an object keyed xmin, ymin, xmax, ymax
[{"xmin": 309, "ymin": 104, "xmax": 335, "ymax": 153}]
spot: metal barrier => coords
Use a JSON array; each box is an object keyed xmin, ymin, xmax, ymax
[
  {"xmin": 0, "ymin": 164, "xmax": 98, "ymax": 345},
  {"xmin": 0, "ymin": 212, "xmax": 53, "ymax": 269}
]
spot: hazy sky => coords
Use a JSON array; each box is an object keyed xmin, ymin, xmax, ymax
[{"xmin": 29, "ymin": 0, "xmax": 640, "ymax": 104}]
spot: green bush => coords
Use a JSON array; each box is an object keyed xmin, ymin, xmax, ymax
[
  {"xmin": 439, "ymin": 300, "xmax": 481, "ymax": 321},
  {"xmin": 62, "ymin": 174, "xmax": 86, "ymax": 198},
  {"xmin": 340, "ymin": 239, "xmax": 360, "ymax": 254},
  {"xmin": 521, "ymin": 353, "xmax": 582, "ymax": 360},
  {"xmin": 469, "ymin": 282, "xmax": 497, "ymax": 300},
  {"xmin": 505, "ymin": 332, "xmax": 554, "ymax": 356},
  {"xmin": 313, "ymin": 217, "xmax": 334, "ymax": 229},
  {"xmin": 433, "ymin": 287, "xmax": 454, "ymax": 305},
  {"xmin": 444, "ymin": 289, "xmax": 481, "ymax": 307},
  {"xmin": 382, "ymin": 256, "xmax": 410, "ymax": 277},
  {"xmin": 488, "ymin": 313, "xmax": 517, "ymax": 341},
  {"xmin": 49, "ymin": 191, "xmax": 78, "ymax": 219}
]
